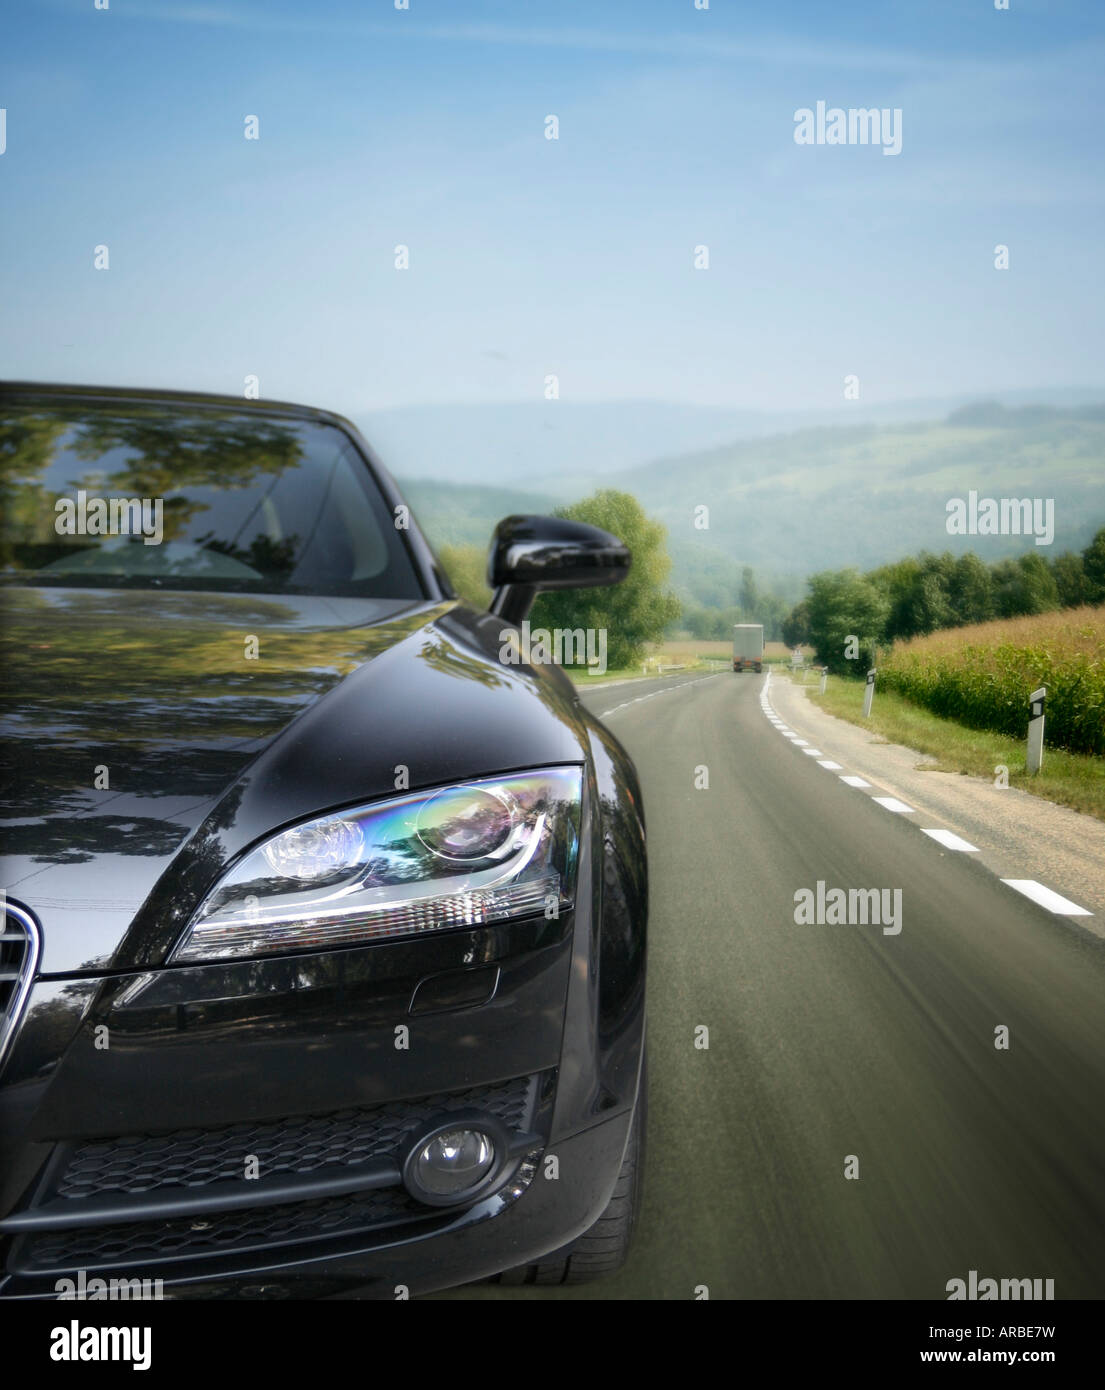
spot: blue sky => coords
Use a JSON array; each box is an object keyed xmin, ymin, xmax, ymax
[{"xmin": 3, "ymin": 0, "xmax": 1103, "ymax": 415}]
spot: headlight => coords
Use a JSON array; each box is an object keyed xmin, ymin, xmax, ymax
[{"xmin": 170, "ymin": 767, "xmax": 582, "ymax": 963}]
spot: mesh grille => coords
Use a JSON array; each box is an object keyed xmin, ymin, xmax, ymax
[
  {"xmin": 57, "ymin": 1075, "xmax": 535, "ymax": 1199},
  {"xmin": 22, "ymin": 1185, "xmax": 432, "ymax": 1271},
  {"xmin": 11, "ymin": 1073, "xmax": 545, "ymax": 1276}
]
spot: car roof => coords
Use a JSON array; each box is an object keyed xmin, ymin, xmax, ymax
[{"xmin": 0, "ymin": 381, "xmax": 360, "ymax": 435}]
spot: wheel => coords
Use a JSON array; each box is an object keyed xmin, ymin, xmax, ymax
[{"xmin": 493, "ymin": 1051, "xmax": 647, "ymax": 1286}]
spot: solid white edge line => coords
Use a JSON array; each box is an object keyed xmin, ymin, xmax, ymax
[{"xmin": 1001, "ymin": 879, "xmax": 1092, "ymax": 916}]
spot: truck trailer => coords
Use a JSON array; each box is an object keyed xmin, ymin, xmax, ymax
[{"xmin": 733, "ymin": 623, "xmax": 764, "ymax": 673}]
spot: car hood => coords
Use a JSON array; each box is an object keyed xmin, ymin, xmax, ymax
[{"xmin": 0, "ymin": 586, "xmax": 587, "ymax": 974}]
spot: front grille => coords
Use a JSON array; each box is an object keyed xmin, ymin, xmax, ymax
[
  {"xmin": 0, "ymin": 904, "xmax": 39, "ymax": 1072},
  {"xmin": 57, "ymin": 1075, "xmax": 536, "ymax": 1200},
  {"xmin": 24, "ymin": 1186, "xmax": 433, "ymax": 1271},
  {"xmin": 6, "ymin": 1072, "xmax": 549, "ymax": 1277}
]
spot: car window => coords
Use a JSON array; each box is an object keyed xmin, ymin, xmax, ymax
[{"xmin": 0, "ymin": 400, "xmax": 425, "ymax": 599}]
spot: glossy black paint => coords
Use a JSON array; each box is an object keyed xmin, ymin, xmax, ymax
[
  {"xmin": 0, "ymin": 384, "xmax": 647, "ymax": 1298},
  {"xmin": 488, "ymin": 514, "xmax": 631, "ymax": 627}
]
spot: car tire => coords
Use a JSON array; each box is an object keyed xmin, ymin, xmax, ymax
[{"xmin": 493, "ymin": 1050, "xmax": 647, "ymax": 1287}]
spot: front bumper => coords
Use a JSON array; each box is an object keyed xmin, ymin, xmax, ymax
[
  {"xmin": 0, "ymin": 784, "xmax": 646, "ymax": 1298},
  {"xmin": 0, "ymin": 1087, "xmax": 635, "ymax": 1300}
]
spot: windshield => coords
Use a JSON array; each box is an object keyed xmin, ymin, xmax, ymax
[{"xmin": 0, "ymin": 398, "xmax": 425, "ymax": 599}]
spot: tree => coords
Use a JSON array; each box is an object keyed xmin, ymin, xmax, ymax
[
  {"xmin": 879, "ymin": 552, "xmax": 955, "ymax": 639},
  {"xmin": 739, "ymin": 566, "xmax": 759, "ymax": 619},
  {"xmin": 991, "ymin": 553, "xmax": 1060, "ymax": 618},
  {"xmin": 1083, "ymin": 527, "xmax": 1105, "ymax": 603},
  {"xmin": 875, "ymin": 557, "xmax": 922, "ymax": 641},
  {"xmin": 759, "ymin": 592, "xmax": 789, "ymax": 643},
  {"xmin": 1013, "ymin": 552, "xmax": 1060, "ymax": 615},
  {"xmin": 1051, "ymin": 551, "xmax": 1088, "ymax": 609},
  {"xmin": 948, "ymin": 552, "xmax": 994, "ymax": 624},
  {"xmin": 782, "ymin": 598, "xmax": 811, "ymax": 649},
  {"xmin": 806, "ymin": 569, "xmax": 889, "ymax": 674},
  {"xmin": 672, "ymin": 603, "xmax": 725, "ymax": 640},
  {"xmin": 529, "ymin": 490, "xmax": 681, "ymax": 670}
]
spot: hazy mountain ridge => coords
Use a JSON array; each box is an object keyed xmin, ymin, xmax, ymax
[
  {"xmin": 395, "ymin": 401, "xmax": 1105, "ymax": 606},
  {"xmin": 364, "ymin": 389, "xmax": 1105, "ymax": 493}
]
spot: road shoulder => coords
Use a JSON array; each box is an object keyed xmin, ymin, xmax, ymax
[{"xmin": 767, "ymin": 673, "xmax": 1105, "ymax": 932}]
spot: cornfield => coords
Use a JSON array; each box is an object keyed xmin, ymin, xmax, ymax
[{"xmin": 878, "ymin": 605, "xmax": 1105, "ymax": 755}]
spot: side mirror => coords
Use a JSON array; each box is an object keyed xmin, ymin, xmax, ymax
[{"xmin": 487, "ymin": 514, "xmax": 631, "ymax": 626}]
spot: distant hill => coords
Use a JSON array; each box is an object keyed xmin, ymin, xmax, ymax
[
  {"xmin": 620, "ymin": 403, "xmax": 1104, "ymax": 587},
  {"xmin": 363, "ymin": 388, "xmax": 1105, "ymax": 492},
  {"xmin": 394, "ymin": 400, "xmax": 1105, "ymax": 608}
]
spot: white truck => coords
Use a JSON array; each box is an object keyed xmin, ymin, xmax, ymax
[{"xmin": 732, "ymin": 623, "xmax": 764, "ymax": 673}]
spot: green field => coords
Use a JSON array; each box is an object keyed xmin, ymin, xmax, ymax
[{"xmin": 877, "ymin": 605, "xmax": 1105, "ymax": 756}]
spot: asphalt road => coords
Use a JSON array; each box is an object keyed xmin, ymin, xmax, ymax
[{"xmin": 449, "ymin": 668, "xmax": 1105, "ymax": 1299}]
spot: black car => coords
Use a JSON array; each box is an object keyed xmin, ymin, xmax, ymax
[{"xmin": 0, "ymin": 383, "xmax": 648, "ymax": 1299}]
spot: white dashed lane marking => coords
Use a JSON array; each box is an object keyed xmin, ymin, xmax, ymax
[
  {"xmin": 1001, "ymin": 880, "xmax": 1092, "ymax": 916},
  {"xmin": 601, "ymin": 673, "xmax": 719, "ymax": 717},
  {"xmin": 872, "ymin": 796, "xmax": 916, "ymax": 814},
  {"xmin": 921, "ymin": 828, "xmax": 979, "ymax": 852},
  {"xmin": 839, "ymin": 775, "xmax": 871, "ymax": 788}
]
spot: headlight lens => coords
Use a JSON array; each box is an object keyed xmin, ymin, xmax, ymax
[
  {"xmin": 414, "ymin": 785, "xmax": 519, "ymax": 861},
  {"xmin": 171, "ymin": 767, "xmax": 582, "ymax": 962}
]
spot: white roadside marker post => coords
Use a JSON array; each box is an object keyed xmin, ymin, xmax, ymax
[
  {"xmin": 862, "ymin": 668, "xmax": 876, "ymax": 718},
  {"xmin": 1026, "ymin": 685, "xmax": 1046, "ymax": 775},
  {"xmin": 819, "ymin": 667, "xmax": 828, "ymax": 695}
]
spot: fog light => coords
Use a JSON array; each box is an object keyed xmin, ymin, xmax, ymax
[{"xmin": 414, "ymin": 1129, "xmax": 496, "ymax": 1196}]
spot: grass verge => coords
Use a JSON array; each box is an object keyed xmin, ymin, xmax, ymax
[{"xmin": 808, "ymin": 677, "xmax": 1105, "ymax": 822}]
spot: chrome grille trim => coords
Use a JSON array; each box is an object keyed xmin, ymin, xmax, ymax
[{"xmin": 0, "ymin": 902, "xmax": 41, "ymax": 1072}]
